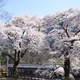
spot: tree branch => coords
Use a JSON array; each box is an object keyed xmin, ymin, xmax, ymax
[
  {"xmin": 17, "ymin": 50, "xmax": 20, "ymax": 61},
  {"xmin": 3, "ymin": 52, "xmax": 15, "ymax": 61},
  {"xmin": 74, "ymin": 30, "xmax": 80, "ymax": 36},
  {"xmin": 21, "ymin": 31, "xmax": 25, "ymax": 39},
  {"xmin": 14, "ymin": 49, "xmax": 17, "ymax": 60},
  {"xmin": 62, "ymin": 25, "xmax": 70, "ymax": 38},
  {"xmin": 8, "ymin": 36, "xmax": 13, "ymax": 43},
  {"xmin": 21, "ymin": 48, "xmax": 28, "ymax": 58},
  {"xmin": 59, "ymin": 22, "xmax": 70, "ymax": 38}
]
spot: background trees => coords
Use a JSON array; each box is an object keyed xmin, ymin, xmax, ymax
[{"xmin": 0, "ymin": 0, "xmax": 11, "ymax": 23}]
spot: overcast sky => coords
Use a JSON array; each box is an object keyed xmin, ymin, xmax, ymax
[{"xmin": 3, "ymin": 0, "xmax": 80, "ymax": 17}]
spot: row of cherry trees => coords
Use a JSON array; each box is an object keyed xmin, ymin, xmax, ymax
[{"xmin": 0, "ymin": 8, "xmax": 80, "ymax": 78}]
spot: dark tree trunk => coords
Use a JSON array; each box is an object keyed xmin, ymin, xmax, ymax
[
  {"xmin": 12, "ymin": 60, "xmax": 19, "ymax": 77},
  {"xmin": 12, "ymin": 50, "xmax": 21, "ymax": 77},
  {"xmin": 64, "ymin": 51, "xmax": 70, "ymax": 80}
]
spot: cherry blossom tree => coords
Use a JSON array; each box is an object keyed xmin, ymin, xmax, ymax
[
  {"xmin": 42, "ymin": 8, "xmax": 80, "ymax": 79},
  {"xmin": 0, "ymin": 14, "xmax": 50, "ymax": 76}
]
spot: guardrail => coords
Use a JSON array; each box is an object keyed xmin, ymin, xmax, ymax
[{"xmin": 7, "ymin": 64, "xmax": 55, "ymax": 69}]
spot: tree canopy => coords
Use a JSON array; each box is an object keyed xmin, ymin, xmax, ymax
[{"xmin": 0, "ymin": 8, "xmax": 80, "ymax": 68}]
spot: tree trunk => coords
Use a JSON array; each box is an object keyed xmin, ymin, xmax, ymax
[
  {"xmin": 64, "ymin": 51, "xmax": 70, "ymax": 80},
  {"xmin": 12, "ymin": 60, "xmax": 19, "ymax": 77}
]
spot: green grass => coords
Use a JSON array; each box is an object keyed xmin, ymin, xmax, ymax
[{"xmin": 52, "ymin": 58, "xmax": 64, "ymax": 64}]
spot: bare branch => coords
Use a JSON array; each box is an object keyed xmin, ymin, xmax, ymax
[
  {"xmin": 14, "ymin": 49, "xmax": 17, "ymax": 60},
  {"xmin": 63, "ymin": 39, "xmax": 78, "ymax": 43},
  {"xmin": 8, "ymin": 36, "xmax": 13, "ymax": 43},
  {"xmin": 21, "ymin": 31, "xmax": 25, "ymax": 39},
  {"xmin": 19, "ymin": 42, "xmax": 21, "ymax": 48},
  {"xmin": 0, "ymin": 0, "xmax": 6, "ymax": 8},
  {"xmin": 3, "ymin": 52, "xmax": 15, "ymax": 61},
  {"xmin": 21, "ymin": 48, "xmax": 28, "ymax": 58},
  {"xmin": 63, "ymin": 38, "xmax": 78, "ymax": 49},
  {"xmin": 17, "ymin": 50, "xmax": 20, "ymax": 61},
  {"xmin": 74, "ymin": 30, "xmax": 80, "ymax": 36},
  {"xmin": 59, "ymin": 22, "xmax": 70, "ymax": 38},
  {"xmin": 64, "ymin": 25, "xmax": 70, "ymax": 38}
]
